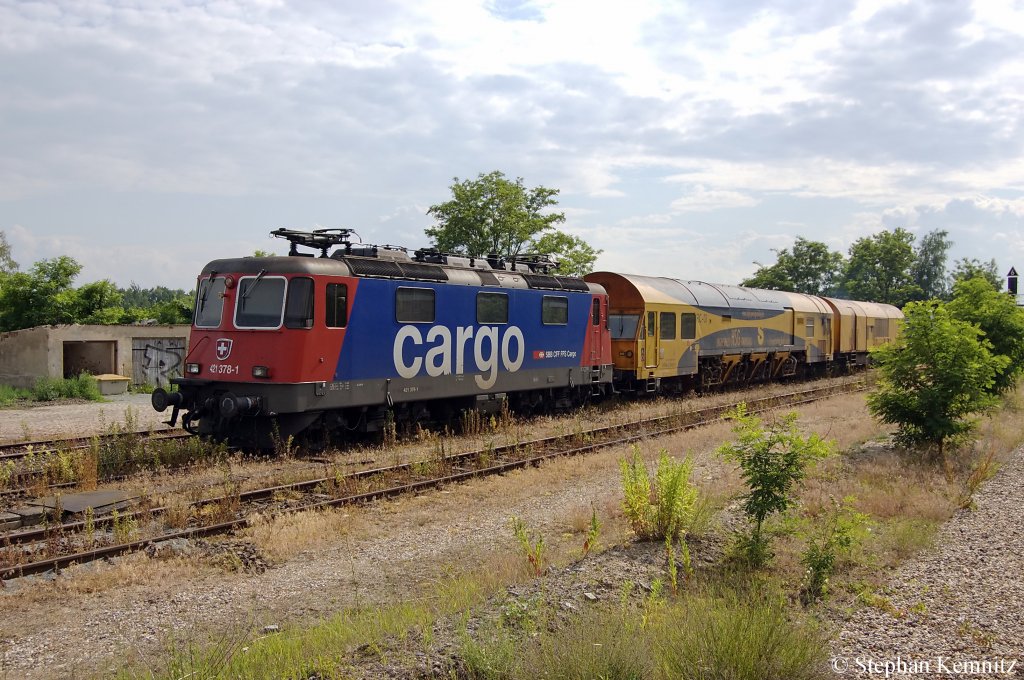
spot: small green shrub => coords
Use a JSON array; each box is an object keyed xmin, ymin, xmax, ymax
[
  {"xmin": 620, "ymin": 446, "xmax": 699, "ymax": 541},
  {"xmin": 799, "ymin": 497, "xmax": 870, "ymax": 604},
  {"xmin": 510, "ymin": 517, "xmax": 546, "ymax": 576},
  {"xmin": 717, "ymin": 405, "xmax": 833, "ymax": 567},
  {"xmin": 582, "ymin": 508, "xmax": 601, "ymax": 557}
]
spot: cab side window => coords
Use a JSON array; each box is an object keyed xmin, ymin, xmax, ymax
[
  {"xmin": 326, "ymin": 283, "xmax": 348, "ymax": 328},
  {"xmin": 284, "ymin": 277, "xmax": 315, "ymax": 329}
]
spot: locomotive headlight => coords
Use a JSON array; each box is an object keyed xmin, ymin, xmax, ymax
[
  {"xmin": 252, "ymin": 365, "xmax": 271, "ymax": 379},
  {"xmin": 186, "ymin": 363, "xmax": 201, "ymax": 374}
]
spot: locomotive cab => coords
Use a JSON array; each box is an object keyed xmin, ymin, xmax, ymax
[{"xmin": 153, "ymin": 255, "xmax": 355, "ymax": 447}]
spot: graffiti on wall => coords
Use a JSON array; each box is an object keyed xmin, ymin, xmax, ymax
[{"xmin": 132, "ymin": 338, "xmax": 185, "ymax": 388}]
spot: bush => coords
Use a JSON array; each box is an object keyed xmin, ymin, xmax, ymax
[
  {"xmin": 717, "ymin": 405, "xmax": 833, "ymax": 567},
  {"xmin": 868, "ymin": 300, "xmax": 1006, "ymax": 459},
  {"xmin": 32, "ymin": 374, "xmax": 103, "ymax": 402},
  {"xmin": 620, "ymin": 446, "xmax": 699, "ymax": 541},
  {"xmin": 799, "ymin": 497, "xmax": 869, "ymax": 604}
]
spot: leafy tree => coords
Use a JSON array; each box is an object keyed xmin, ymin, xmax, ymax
[
  {"xmin": 119, "ymin": 283, "xmax": 193, "ymax": 324},
  {"xmin": 75, "ymin": 280, "xmax": 125, "ymax": 324},
  {"xmin": 743, "ymin": 237, "xmax": 844, "ymax": 296},
  {"xmin": 742, "ymin": 262, "xmax": 794, "ymax": 291},
  {"xmin": 0, "ymin": 230, "xmax": 17, "ymax": 275},
  {"xmin": 867, "ymin": 301, "xmax": 1007, "ymax": 459},
  {"xmin": 910, "ymin": 229, "xmax": 951, "ymax": 300},
  {"xmin": 0, "ymin": 256, "xmax": 83, "ymax": 331},
  {"xmin": 151, "ymin": 293, "xmax": 194, "ymax": 324},
  {"xmin": 843, "ymin": 228, "xmax": 921, "ymax": 306},
  {"xmin": 717, "ymin": 405, "xmax": 833, "ymax": 567},
  {"xmin": 426, "ymin": 171, "xmax": 600, "ymax": 275},
  {"xmin": 532, "ymin": 231, "xmax": 602, "ymax": 277},
  {"xmin": 950, "ymin": 257, "xmax": 1001, "ymax": 290},
  {"xmin": 947, "ymin": 276, "xmax": 1024, "ymax": 393}
]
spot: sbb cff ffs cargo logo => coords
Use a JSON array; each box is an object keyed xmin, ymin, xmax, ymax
[{"xmin": 216, "ymin": 339, "xmax": 233, "ymax": 361}]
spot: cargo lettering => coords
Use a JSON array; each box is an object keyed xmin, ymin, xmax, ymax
[{"xmin": 394, "ymin": 324, "xmax": 525, "ymax": 389}]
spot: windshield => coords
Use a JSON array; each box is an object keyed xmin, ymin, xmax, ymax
[
  {"xmin": 235, "ymin": 276, "xmax": 286, "ymax": 328},
  {"xmin": 194, "ymin": 277, "xmax": 227, "ymax": 328},
  {"xmin": 609, "ymin": 314, "xmax": 640, "ymax": 340}
]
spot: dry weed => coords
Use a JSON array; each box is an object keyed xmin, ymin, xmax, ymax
[{"xmin": 244, "ymin": 508, "xmax": 362, "ymax": 562}]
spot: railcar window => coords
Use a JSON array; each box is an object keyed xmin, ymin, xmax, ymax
[
  {"xmin": 194, "ymin": 277, "xmax": 226, "ymax": 328},
  {"xmin": 326, "ymin": 283, "xmax": 348, "ymax": 328},
  {"xmin": 806, "ymin": 316, "xmax": 815, "ymax": 337},
  {"xmin": 647, "ymin": 311, "xmax": 656, "ymax": 337},
  {"xmin": 477, "ymin": 292, "xmax": 508, "ymax": 324},
  {"xmin": 542, "ymin": 296, "xmax": 568, "ymax": 325},
  {"xmin": 235, "ymin": 276, "xmax": 286, "ymax": 328},
  {"xmin": 396, "ymin": 287, "xmax": 435, "ymax": 323},
  {"xmin": 660, "ymin": 312, "xmax": 676, "ymax": 340},
  {"xmin": 592, "ymin": 299, "xmax": 600, "ymax": 325},
  {"xmin": 681, "ymin": 313, "xmax": 696, "ymax": 340},
  {"xmin": 284, "ymin": 277, "xmax": 314, "ymax": 329},
  {"xmin": 609, "ymin": 314, "xmax": 639, "ymax": 340}
]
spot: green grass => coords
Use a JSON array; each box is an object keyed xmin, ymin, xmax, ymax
[
  {"xmin": 31, "ymin": 373, "xmax": 104, "ymax": 402},
  {"xmin": 119, "ymin": 571, "xmax": 494, "ymax": 679},
  {"xmin": 461, "ymin": 579, "xmax": 828, "ymax": 680},
  {"xmin": 0, "ymin": 383, "xmax": 32, "ymax": 406}
]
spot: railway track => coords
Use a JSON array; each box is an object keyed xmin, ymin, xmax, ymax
[
  {"xmin": 0, "ymin": 380, "xmax": 864, "ymax": 580},
  {"xmin": 0, "ymin": 430, "xmax": 189, "ymax": 463}
]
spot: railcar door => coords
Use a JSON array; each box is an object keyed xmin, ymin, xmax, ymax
[
  {"xmin": 644, "ymin": 310, "xmax": 659, "ymax": 368},
  {"xmin": 590, "ymin": 298, "xmax": 602, "ymax": 363}
]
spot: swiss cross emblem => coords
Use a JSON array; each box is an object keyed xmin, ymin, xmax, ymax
[{"xmin": 216, "ymin": 338, "xmax": 233, "ymax": 361}]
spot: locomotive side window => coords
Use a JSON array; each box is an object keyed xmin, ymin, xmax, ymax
[
  {"xmin": 592, "ymin": 299, "xmax": 600, "ymax": 325},
  {"xmin": 477, "ymin": 292, "xmax": 508, "ymax": 324},
  {"xmin": 542, "ymin": 296, "xmax": 568, "ymax": 325},
  {"xmin": 284, "ymin": 277, "xmax": 314, "ymax": 329},
  {"xmin": 194, "ymin": 276, "xmax": 227, "ymax": 328},
  {"xmin": 681, "ymin": 313, "xmax": 697, "ymax": 340},
  {"xmin": 660, "ymin": 311, "xmax": 676, "ymax": 340},
  {"xmin": 396, "ymin": 287, "xmax": 435, "ymax": 323},
  {"xmin": 235, "ymin": 275, "xmax": 287, "ymax": 329},
  {"xmin": 326, "ymin": 283, "xmax": 348, "ymax": 328},
  {"xmin": 609, "ymin": 314, "xmax": 639, "ymax": 340}
]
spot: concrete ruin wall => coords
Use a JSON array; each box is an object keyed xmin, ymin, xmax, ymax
[{"xmin": 0, "ymin": 325, "xmax": 191, "ymax": 389}]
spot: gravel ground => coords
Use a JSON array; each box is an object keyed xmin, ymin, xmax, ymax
[
  {"xmin": 830, "ymin": 446, "xmax": 1024, "ymax": 678},
  {"xmin": 0, "ymin": 394, "xmax": 170, "ymax": 444}
]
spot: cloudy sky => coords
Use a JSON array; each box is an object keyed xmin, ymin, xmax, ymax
[{"xmin": 1, "ymin": 0, "xmax": 1022, "ymax": 290}]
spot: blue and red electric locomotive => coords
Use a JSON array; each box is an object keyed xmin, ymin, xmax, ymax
[{"xmin": 152, "ymin": 229, "xmax": 614, "ymax": 447}]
